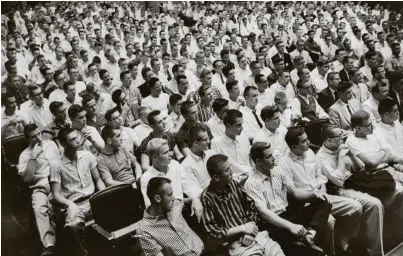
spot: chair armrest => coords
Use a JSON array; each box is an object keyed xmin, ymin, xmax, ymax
[
  {"xmin": 92, "ymin": 224, "xmax": 114, "ymax": 241},
  {"xmin": 111, "ymin": 221, "xmax": 140, "ymax": 240}
]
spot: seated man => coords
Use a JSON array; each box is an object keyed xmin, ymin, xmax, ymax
[
  {"xmin": 211, "ymin": 109, "xmax": 254, "ymax": 180},
  {"xmin": 42, "ymin": 101, "xmax": 70, "ymax": 142},
  {"xmin": 329, "ymin": 81, "xmax": 362, "ymax": 133},
  {"xmin": 1, "ymin": 93, "xmax": 27, "ymax": 140},
  {"xmin": 104, "ymin": 107, "xmax": 137, "ymax": 155},
  {"xmin": 253, "ymin": 105, "xmax": 289, "ymax": 164},
  {"xmin": 201, "ymin": 154, "xmax": 285, "ymax": 256},
  {"xmin": 362, "ymin": 81, "xmax": 390, "ymax": 124},
  {"xmin": 132, "ymin": 106, "xmax": 152, "ymax": 148},
  {"xmin": 50, "ymin": 128, "xmax": 105, "ymax": 256},
  {"xmin": 317, "ymin": 124, "xmax": 385, "ymax": 256},
  {"xmin": 18, "ymin": 124, "xmax": 60, "ymax": 255},
  {"xmin": 97, "ymin": 124, "xmax": 142, "ymax": 187},
  {"xmin": 206, "ymin": 98, "xmax": 229, "ymax": 138},
  {"xmin": 140, "ymin": 138, "xmax": 203, "ymax": 222},
  {"xmin": 181, "ymin": 126, "xmax": 217, "ymax": 198},
  {"xmin": 165, "ymin": 94, "xmax": 185, "ymax": 133},
  {"xmin": 374, "ymin": 98, "xmax": 403, "ymax": 165},
  {"xmin": 279, "ymin": 126, "xmax": 363, "ymax": 256},
  {"xmin": 67, "ymin": 104, "xmax": 103, "ymax": 151},
  {"xmin": 139, "ymin": 110, "xmax": 181, "ymax": 172},
  {"xmin": 176, "ymin": 100, "xmax": 213, "ymax": 157},
  {"xmin": 291, "ymin": 78, "xmax": 328, "ymax": 121},
  {"xmin": 245, "ymin": 142, "xmax": 332, "ymax": 255},
  {"xmin": 239, "ymin": 86, "xmax": 264, "ymax": 141},
  {"xmin": 137, "ymin": 177, "xmax": 204, "ymax": 256},
  {"xmin": 346, "ymin": 110, "xmax": 403, "ymax": 199}
]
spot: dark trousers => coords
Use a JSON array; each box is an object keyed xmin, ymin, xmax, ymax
[{"xmin": 260, "ymin": 199, "xmax": 331, "ymax": 256}]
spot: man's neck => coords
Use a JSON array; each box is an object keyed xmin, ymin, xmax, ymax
[
  {"xmin": 148, "ymin": 205, "xmax": 165, "ymax": 217},
  {"xmin": 355, "ymin": 132, "xmax": 367, "ymax": 139},
  {"xmin": 103, "ymin": 144, "xmax": 117, "ymax": 154},
  {"xmin": 225, "ymin": 130, "xmax": 236, "ymax": 140},
  {"xmin": 151, "ymin": 129, "xmax": 163, "ymax": 138},
  {"xmin": 64, "ymin": 149, "xmax": 77, "ymax": 161},
  {"xmin": 381, "ymin": 118, "xmax": 394, "ymax": 126},
  {"xmin": 191, "ymin": 147, "xmax": 204, "ymax": 157},
  {"xmin": 153, "ymin": 162, "xmax": 168, "ymax": 174},
  {"xmin": 246, "ymin": 104, "xmax": 256, "ymax": 111},
  {"xmin": 256, "ymin": 166, "xmax": 271, "ymax": 177}
]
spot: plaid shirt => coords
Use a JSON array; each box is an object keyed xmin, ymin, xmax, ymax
[{"xmin": 137, "ymin": 200, "xmax": 204, "ymax": 256}]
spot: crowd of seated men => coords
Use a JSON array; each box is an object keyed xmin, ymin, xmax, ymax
[{"xmin": 2, "ymin": 1, "xmax": 403, "ymax": 256}]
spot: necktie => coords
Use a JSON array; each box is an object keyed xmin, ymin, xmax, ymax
[
  {"xmin": 347, "ymin": 104, "xmax": 353, "ymax": 115},
  {"xmin": 166, "ymin": 71, "xmax": 172, "ymax": 81},
  {"xmin": 334, "ymin": 91, "xmax": 338, "ymax": 101},
  {"xmin": 220, "ymin": 73, "xmax": 224, "ymax": 84},
  {"xmin": 252, "ymin": 110, "xmax": 263, "ymax": 128}
]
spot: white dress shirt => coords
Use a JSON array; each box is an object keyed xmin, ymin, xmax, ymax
[
  {"xmin": 211, "ymin": 134, "xmax": 253, "ymax": 176},
  {"xmin": 253, "ymin": 125, "xmax": 289, "ymax": 164},
  {"xmin": 181, "ymin": 149, "xmax": 217, "ymax": 198},
  {"xmin": 140, "ymin": 160, "xmax": 191, "ymax": 207},
  {"xmin": 289, "ymin": 49, "xmax": 313, "ymax": 64},
  {"xmin": 279, "ymin": 150, "xmax": 328, "ymax": 191},
  {"xmin": 25, "ymin": 99, "xmax": 54, "ymax": 130},
  {"xmin": 257, "ymin": 89, "xmax": 275, "ymax": 108},
  {"xmin": 310, "ymin": 68, "xmax": 328, "ymax": 92},
  {"xmin": 362, "ymin": 96, "xmax": 381, "ymax": 123},
  {"xmin": 206, "ymin": 115, "xmax": 225, "ymax": 138},
  {"xmin": 142, "ymin": 93, "xmax": 170, "ymax": 116},
  {"xmin": 239, "ymin": 105, "xmax": 263, "ymax": 141},
  {"xmin": 270, "ymin": 82, "xmax": 296, "ymax": 102},
  {"xmin": 132, "ymin": 123, "xmax": 153, "ymax": 147},
  {"xmin": 374, "ymin": 121, "xmax": 403, "ymax": 162}
]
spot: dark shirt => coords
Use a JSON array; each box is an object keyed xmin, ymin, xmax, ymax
[{"xmin": 201, "ymin": 179, "xmax": 258, "ymax": 239}]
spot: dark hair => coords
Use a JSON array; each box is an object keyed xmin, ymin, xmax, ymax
[
  {"xmin": 58, "ymin": 128, "xmax": 76, "ymax": 145},
  {"xmin": 28, "ymin": 85, "xmax": 41, "ymax": 97},
  {"xmin": 147, "ymin": 110, "xmax": 161, "ymax": 126},
  {"xmin": 68, "ymin": 104, "xmax": 85, "ymax": 120},
  {"xmin": 320, "ymin": 123, "xmax": 338, "ymax": 140},
  {"xmin": 212, "ymin": 98, "xmax": 229, "ymax": 114},
  {"xmin": 260, "ymin": 105, "xmax": 279, "ymax": 121},
  {"xmin": 223, "ymin": 109, "xmax": 243, "ymax": 127},
  {"xmin": 63, "ymin": 81, "xmax": 75, "ymax": 92},
  {"xmin": 169, "ymin": 94, "xmax": 182, "ymax": 106},
  {"xmin": 81, "ymin": 94, "xmax": 95, "ymax": 107},
  {"xmin": 104, "ymin": 106, "xmax": 121, "ymax": 122},
  {"xmin": 49, "ymin": 101, "xmax": 64, "ymax": 115},
  {"xmin": 198, "ymin": 84, "xmax": 211, "ymax": 97},
  {"xmin": 146, "ymin": 177, "xmax": 172, "ymax": 203},
  {"xmin": 148, "ymin": 77, "xmax": 160, "ymax": 89},
  {"xmin": 250, "ymin": 142, "xmax": 271, "ymax": 163},
  {"xmin": 285, "ymin": 126, "xmax": 305, "ymax": 147},
  {"xmin": 99, "ymin": 69, "xmax": 108, "ymax": 79},
  {"xmin": 378, "ymin": 98, "xmax": 398, "ymax": 116},
  {"xmin": 24, "ymin": 123, "xmax": 39, "ymax": 138},
  {"xmin": 112, "ymin": 89, "xmax": 124, "ymax": 104},
  {"xmin": 243, "ymin": 86, "xmax": 257, "ymax": 98},
  {"xmin": 337, "ymin": 81, "xmax": 354, "ymax": 94},
  {"xmin": 226, "ymin": 80, "xmax": 238, "ymax": 91},
  {"xmin": 120, "ymin": 70, "xmax": 130, "ymax": 81},
  {"xmin": 188, "ymin": 125, "xmax": 207, "ymax": 147},
  {"xmin": 180, "ymin": 100, "xmax": 195, "ymax": 115},
  {"xmin": 101, "ymin": 124, "xmax": 120, "ymax": 141},
  {"xmin": 222, "ymin": 65, "xmax": 234, "ymax": 77},
  {"xmin": 206, "ymin": 154, "xmax": 229, "ymax": 178}
]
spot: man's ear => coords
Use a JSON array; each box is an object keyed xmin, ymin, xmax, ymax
[
  {"xmin": 155, "ymin": 194, "xmax": 161, "ymax": 203},
  {"xmin": 212, "ymin": 174, "xmax": 220, "ymax": 182}
]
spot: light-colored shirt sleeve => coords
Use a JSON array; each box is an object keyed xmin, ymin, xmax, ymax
[{"xmin": 181, "ymin": 163, "xmax": 204, "ymax": 199}]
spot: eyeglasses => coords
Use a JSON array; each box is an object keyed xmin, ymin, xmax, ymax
[{"xmin": 359, "ymin": 122, "xmax": 373, "ymax": 128}]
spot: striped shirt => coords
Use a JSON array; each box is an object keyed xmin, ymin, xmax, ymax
[
  {"xmin": 244, "ymin": 168, "xmax": 296, "ymax": 215},
  {"xmin": 201, "ymin": 179, "xmax": 258, "ymax": 239},
  {"xmin": 139, "ymin": 131, "xmax": 176, "ymax": 156},
  {"xmin": 138, "ymin": 199, "xmax": 204, "ymax": 256},
  {"xmin": 196, "ymin": 102, "xmax": 214, "ymax": 123}
]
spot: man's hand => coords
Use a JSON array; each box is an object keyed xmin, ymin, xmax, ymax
[
  {"xmin": 289, "ymin": 224, "xmax": 307, "ymax": 237},
  {"xmin": 81, "ymin": 128, "xmax": 93, "ymax": 142},
  {"xmin": 191, "ymin": 197, "xmax": 203, "ymax": 222},
  {"xmin": 338, "ymin": 144, "xmax": 350, "ymax": 157},
  {"xmin": 313, "ymin": 191, "xmax": 331, "ymax": 203},
  {"xmin": 381, "ymin": 147, "xmax": 394, "ymax": 162},
  {"xmin": 243, "ymin": 222, "xmax": 259, "ymax": 236},
  {"xmin": 30, "ymin": 142, "xmax": 43, "ymax": 159}
]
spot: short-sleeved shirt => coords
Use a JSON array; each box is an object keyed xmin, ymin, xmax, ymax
[
  {"xmin": 42, "ymin": 121, "xmax": 70, "ymax": 141},
  {"xmin": 49, "ymin": 151, "xmax": 96, "ymax": 201},
  {"xmin": 138, "ymin": 200, "xmax": 204, "ymax": 256},
  {"xmin": 176, "ymin": 122, "xmax": 213, "ymax": 149},
  {"xmin": 18, "ymin": 140, "xmax": 60, "ymax": 187},
  {"xmin": 244, "ymin": 168, "xmax": 296, "ymax": 215},
  {"xmin": 141, "ymin": 93, "xmax": 170, "ymax": 116},
  {"xmin": 96, "ymin": 147, "xmax": 137, "ymax": 185}
]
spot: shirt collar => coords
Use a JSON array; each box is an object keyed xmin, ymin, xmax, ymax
[
  {"xmin": 61, "ymin": 153, "xmax": 83, "ymax": 164},
  {"xmin": 253, "ymin": 169, "xmax": 270, "ymax": 182},
  {"xmin": 189, "ymin": 150, "xmax": 205, "ymax": 162},
  {"xmin": 320, "ymin": 145, "xmax": 338, "ymax": 155},
  {"xmin": 223, "ymin": 134, "xmax": 239, "ymax": 143},
  {"xmin": 289, "ymin": 150, "xmax": 305, "ymax": 161}
]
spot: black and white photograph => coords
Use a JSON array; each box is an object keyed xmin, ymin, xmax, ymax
[{"xmin": 1, "ymin": 1, "xmax": 403, "ymax": 256}]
